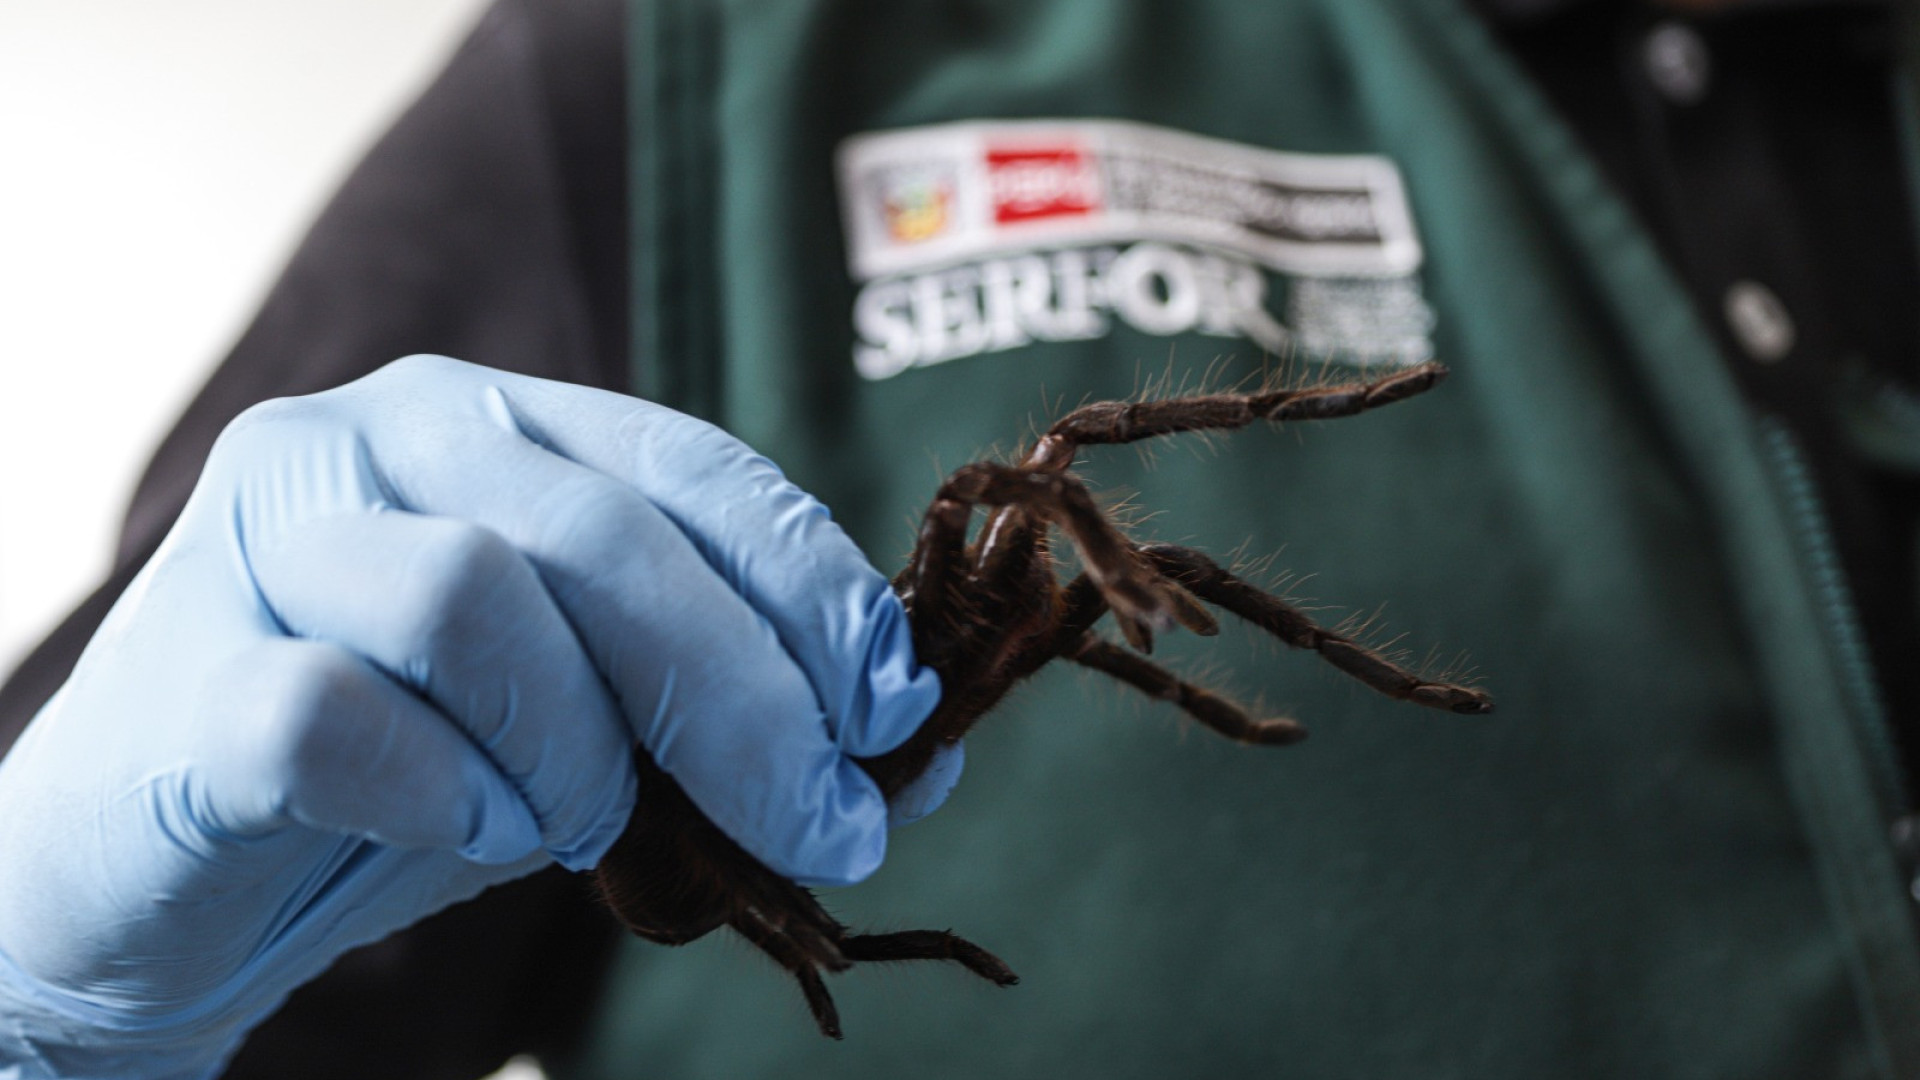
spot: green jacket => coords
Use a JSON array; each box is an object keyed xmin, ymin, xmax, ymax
[{"xmin": 572, "ymin": 0, "xmax": 1920, "ymax": 1075}]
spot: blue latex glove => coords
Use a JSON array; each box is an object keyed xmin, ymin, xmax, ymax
[{"xmin": 0, "ymin": 355, "xmax": 944, "ymax": 1079}]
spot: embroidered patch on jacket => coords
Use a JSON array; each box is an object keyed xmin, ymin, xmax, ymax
[{"xmin": 837, "ymin": 119, "xmax": 1435, "ymax": 380}]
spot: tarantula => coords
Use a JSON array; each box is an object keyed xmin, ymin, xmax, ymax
[{"xmin": 591, "ymin": 361, "xmax": 1492, "ymax": 1039}]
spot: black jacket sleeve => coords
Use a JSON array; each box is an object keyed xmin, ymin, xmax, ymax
[{"xmin": 0, "ymin": 0, "xmax": 631, "ymax": 1075}]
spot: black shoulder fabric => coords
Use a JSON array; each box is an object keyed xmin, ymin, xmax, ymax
[{"xmin": 0, "ymin": 0, "xmax": 630, "ymax": 1074}]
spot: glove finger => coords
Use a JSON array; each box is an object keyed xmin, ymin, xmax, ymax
[
  {"xmin": 351, "ymin": 357, "xmax": 940, "ymax": 759},
  {"xmin": 346, "ymin": 400, "xmax": 896, "ymax": 885},
  {"xmin": 246, "ymin": 511, "xmax": 636, "ymax": 870},
  {"xmin": 561, "ymin": 410, "xmax": 936, "ymax": 758},
  {"xmin": 197, "ymin": 637, "xmax": 544, "ymax": 864},
  {"xmin": 887, "ymin": 741, "xmax": 964, "ymax": 826}
]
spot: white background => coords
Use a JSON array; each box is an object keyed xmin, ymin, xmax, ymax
[{"xmin": 0, "ymin": 0, "xmax": 492, "ymax": 672}]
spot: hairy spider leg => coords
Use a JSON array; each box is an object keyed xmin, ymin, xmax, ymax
[
  {"xmin": 894, "ymin": 498, "xmax": 1056, "ymax": 726},
  {"xmin": 1140, "ymin": 543, "xmax": 1494, "ymax": 715},
  {"xmin": 878, "ymin": 495, "xmax": 1056, "ymax": 795},
  {"xmin": 1009, "ymin": 572, "xmax": 1113, "ymax": 678},
  {"xmin": 1034, "ymin": 573, "xmax": 1299, "ymax": 744},
  {"xmin": 728, "ymin": 913, "xmax": 1022, "ymax": 1042},
  {"xmin": 1022, "ymin": 362, "xmax": 1452, "ymax": 473},
  {"xmin": 915, "ymin": 462, "xmax": 1173, "ymax": 648},
  {"xmin": 1066, "ymin": 633, "xmax": 1307, "ymax": 745},
  {"xmin": 839, "ymin": 930, "xmax": 1021, "ymax": 985},
  {"xmin": 946, "ymin": 503, "xmax": 1060, "ymax": 669},
  {"xmin": 729, "ymin": 872, "xmax": 848, "ymax": 970},
  {"xmin": 728, "ymin": 911, "xmax": 845, "ymax": 1039}
]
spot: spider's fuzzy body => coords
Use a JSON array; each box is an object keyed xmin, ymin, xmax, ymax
[{"xmin": 591, "ymin": 362, "xmax": 1492, "ymax": 1039}]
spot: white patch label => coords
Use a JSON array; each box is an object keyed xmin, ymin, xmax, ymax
[{"xmin": 836, "ymin": 119, "xmax": 1434, "ymax": 379}]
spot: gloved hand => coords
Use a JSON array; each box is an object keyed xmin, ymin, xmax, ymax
[{"xmin": 0, "ymin": 355, "xmax": 944, "ymax": 1079}]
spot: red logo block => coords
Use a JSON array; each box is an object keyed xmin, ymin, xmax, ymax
[{"xmin": 986, "ymin": 145, "xmax": 1102, "ymax": 225}]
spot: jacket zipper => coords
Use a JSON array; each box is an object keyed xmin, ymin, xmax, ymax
[{"xmin": 1759, "ymin": 418, "xmax": 1911, "ymax": 821}]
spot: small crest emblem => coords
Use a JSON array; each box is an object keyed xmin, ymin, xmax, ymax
[{"xmin": 878, "ymin": 166, "xmax": 956, "ymax": 244}]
